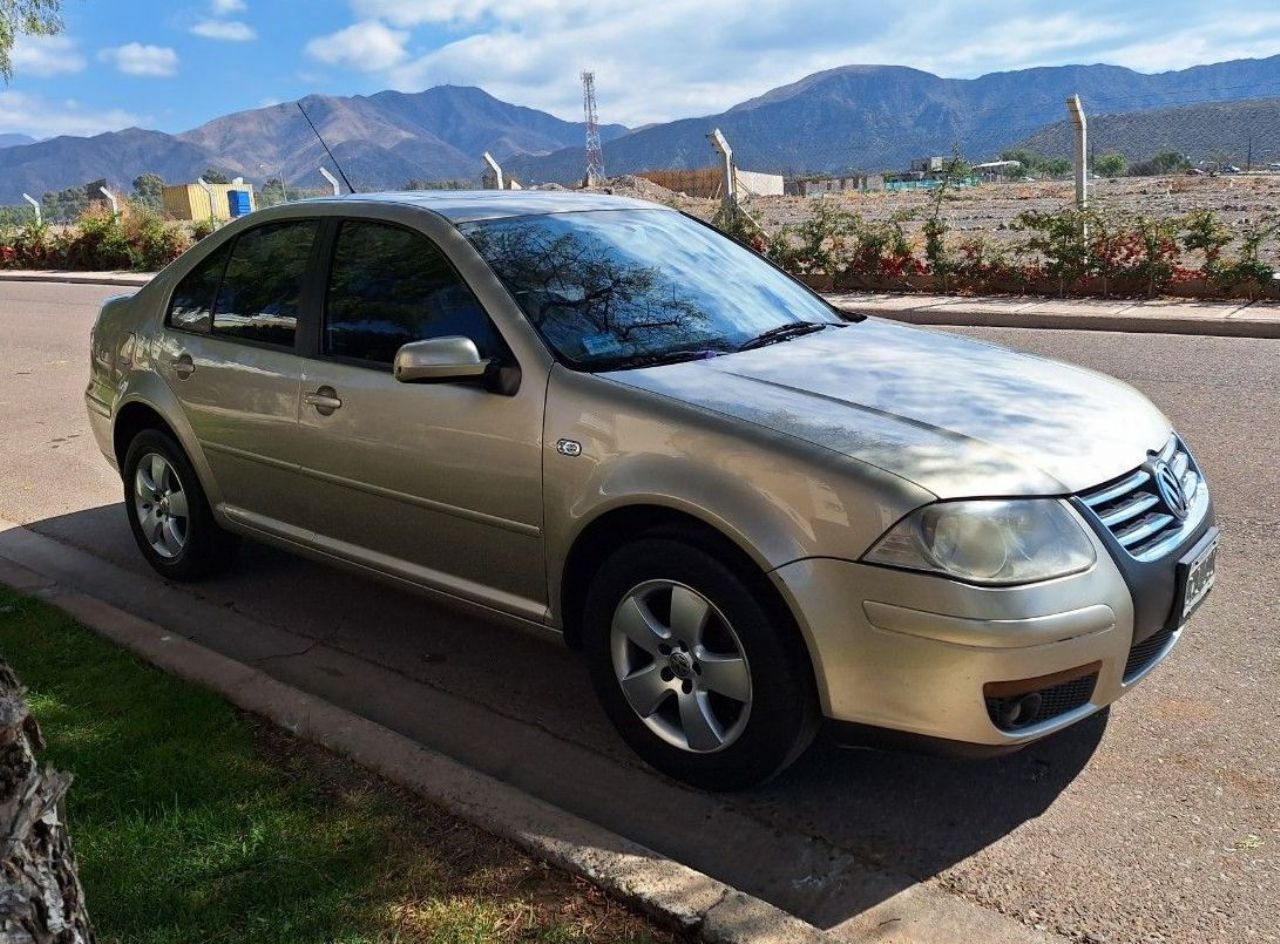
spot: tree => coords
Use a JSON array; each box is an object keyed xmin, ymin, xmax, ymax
[
  {"xmin": 1094, "ymin": 153, "xmax": 1127, "ymax": 178},
  {"xmin": 40, "ymin": 183, "xmax": 89, "ymax": 223},
  {"xmin": 201, "ymin": 168, "xmax": 229, "ymax": 184},
  {"xmin": 1152, "ymin": 151, "xmax": 1191, "ymax": 174},
  {"xmin": 132, "ymin": 172, "xmax": 165, "ymax": 211},
  {"xmin": 0, "ymin": 657, "xmax": 95, "ymax": 942},
  {"xmin": 1, "ymin": 0, "xmax": 62, "ymax": 82},
  {"xmin": 1043, "ymin": 157, "xmax": 1073, "ymax": 178},
  {"xmin": 259, "ymin": 177, "xmax": 289, "ymax": 206}
]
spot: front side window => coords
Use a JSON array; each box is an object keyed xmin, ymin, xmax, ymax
[
  {"xmin": 460, "ymin": 209, "xmax": 843, "ymax": 370},
  {"xmin": 167, "ymin": 243, "xmax": 230, "ymax": 333},
  {"xmin": 324, "ymin": 220, "xmax": 500, "ymax": 364},
  {"xmin": 212, "ymin": 220, "xmax": 318, "ymax": 347}
]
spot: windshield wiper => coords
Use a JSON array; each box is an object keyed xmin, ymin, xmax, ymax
[
  {"xmin": 737, "ymin": 321, "xmax": 834, "ymax": 351},
  {"xmin": 592, "ymin": 348, "xmax": 727, "ymax": 371}
]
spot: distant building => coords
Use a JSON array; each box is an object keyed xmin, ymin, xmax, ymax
[
  {"xmin": 163, "ymin": 181, "xmax": 257, "ymax": 222},
  {"xmin": 788, "ymin": 174, "xmax": 884, "ymax": 196},
  {"xmin": 910, "ymin": 156, "xmax": 950, "ymax": 174}
]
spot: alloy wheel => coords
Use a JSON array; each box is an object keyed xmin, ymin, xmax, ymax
[
  {"xmin": 133, "ymin": 453, "xmax": 189, "ymax": 559},
  {"xmin": 610, "ymin": 580, "xmax": 752, "ymax": 753}
]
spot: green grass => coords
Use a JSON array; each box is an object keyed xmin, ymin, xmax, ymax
[{"xmin": 0, "ymin": 589, "xmax": 675, "ymax": 944}]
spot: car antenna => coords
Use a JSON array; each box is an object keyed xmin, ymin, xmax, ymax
[{"xmin": 297, "ymin": 100, "xmax": 357, "ymax": 194}]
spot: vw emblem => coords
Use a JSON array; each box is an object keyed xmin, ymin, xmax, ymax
[{"xmin": 1151, "ymin": 459, "xmax": 1189, "ymax": 520}]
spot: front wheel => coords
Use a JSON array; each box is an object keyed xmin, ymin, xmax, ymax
[{"xmin": 583, "ymin": 538, "xmax": 819, "ymax": 790}]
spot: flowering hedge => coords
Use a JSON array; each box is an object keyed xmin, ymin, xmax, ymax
[
  {"xmin": 0, "ymin": 207, "xmax": 197, "ymax": 273},
  {"xmin": 758, "ymin": 203, "xmax": 1280, "ymax": 300}
]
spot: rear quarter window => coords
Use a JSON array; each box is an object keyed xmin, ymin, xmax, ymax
[{"xmin": 166, "ymin": 243, "xmax": 231, "ymax": 333}]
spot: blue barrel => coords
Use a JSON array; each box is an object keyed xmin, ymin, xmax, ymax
[{"xmin": 227, "ymin": 190, "xmax": 252, "ymax": 218}]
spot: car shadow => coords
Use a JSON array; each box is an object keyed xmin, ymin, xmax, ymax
[{"xmin": 4, "ymin": 503, "xmax": 1103, "ymax": 933}]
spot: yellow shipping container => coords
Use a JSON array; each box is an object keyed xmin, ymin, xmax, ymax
[{"xmin": 162, "ymin": 183, "xmax": 257, "ymax": 222}]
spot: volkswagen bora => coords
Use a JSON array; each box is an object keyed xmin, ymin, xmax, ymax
[{"xmin": 87, "ymin": 192, "xmax": 1218, "ymax": 789}]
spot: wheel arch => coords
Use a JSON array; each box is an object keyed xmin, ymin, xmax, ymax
[
  {"xmin": 110, "ymin": 384, "xmax": 223, "ymax": 513},
  {"xmin": 557, "ymin": 503, "xmax": 807, "ymax": 665}
]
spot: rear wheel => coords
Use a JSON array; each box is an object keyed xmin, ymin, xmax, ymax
[
  {"xmin": 583, "ymin": 538, "xmax": 819, "ymax": 790},
  {"xmin": 123, "ymin": 429, "xmax": 238, "ymax": 580}
]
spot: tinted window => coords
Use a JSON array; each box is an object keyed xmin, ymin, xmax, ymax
[
  {"xmin": 461, "ymin": 210, "xmax": 842, "ymax": 370},
  {"xmin": 325, "ymin": 220, "xmax": 500, "ymax": 364},
  {"xmin": 212, "ymin": 220, "xmax": 318, "ymax": 347},
  {"xmin": 167, "ymin": 243, "xmax": 230, "ymax": 333}
]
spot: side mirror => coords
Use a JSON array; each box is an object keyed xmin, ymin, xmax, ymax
[{"xmin": 393, "ymin": 337, "xmax": 488, "ymax": 384}]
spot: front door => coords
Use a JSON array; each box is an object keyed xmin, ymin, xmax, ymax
[
  {"xmin": 158, "ymin": 219, "xmax": 321, "ymax": 532},
  {"xmin": 291, "ymin": 219, "xmax": 546, "ymax": 620}
]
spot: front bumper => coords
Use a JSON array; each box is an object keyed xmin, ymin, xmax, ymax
[{"xmin": 770, "ymin": 511, "xmax": 1210, "ymax": 748}]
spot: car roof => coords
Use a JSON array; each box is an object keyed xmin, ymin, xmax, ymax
[{"xmin": 298, "ymin": 189, "xmax": 675, "ymax": 223}]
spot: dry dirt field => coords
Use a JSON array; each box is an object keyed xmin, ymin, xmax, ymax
[{"xmin": 587, "ymin": 172, "xmax": 1280, "ymax": 256}]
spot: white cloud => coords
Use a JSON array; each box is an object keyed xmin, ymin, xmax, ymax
[
  {"xmin": 305, "ymin": 20, "xmax": 409, "ymax": 72},
  {"xmin": 190, "ymin": 19, "xmax": 257, "ymax": 41},
  {"xmin": 9, "ymin": 34, "xmax": 86, "ymax": 76},
  {"xmin": 0, "ymin": 91, "xmax": 145, "ymax": 138},
  {"xmin": 99, "ymin": 43, "xmax": 180, "ymax": 77},
  {"xmin": 211, "ymin": 0, "xmax": 247, "ymax": 13},
  {"xmin": 325, "ymin": 0, "xmax": 1280, "ymax": 128}
]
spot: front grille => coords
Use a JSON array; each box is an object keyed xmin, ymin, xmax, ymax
[
  {"xmin": 985, "ymin": 672, "xmax": 1098, "ymax": 732},
  {"xmin": 1080, "ymin": 436, "xmax": 1206, "ymax": 562},
  {"xmin": 1124, "ymin": 624, "xmax": 1176, "ymax": 681}
]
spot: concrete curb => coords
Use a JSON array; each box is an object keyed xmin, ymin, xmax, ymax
[
  {"xmin": 0, "ymin": 270, "xmax": 152, "ymax": 288},
  {"xmin": 826, "ymin": 294, "xmax": 1280, "ymax": 339},
  {"xmin": 0, "ymin": 548, "xmax": 833, "ymax": 944}
]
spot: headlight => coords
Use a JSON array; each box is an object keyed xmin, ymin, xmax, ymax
[{"xmin": 862, "ymin": 500, "xmax": 1096, "ymax": 586}]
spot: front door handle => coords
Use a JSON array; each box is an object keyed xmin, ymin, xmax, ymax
[
  {"xmin": 171, "ymin": 353, "xmax": 195, "ymax": 379},
  {"xmin": 304, "ymin": 386, "xmax": 342, "ymax": 416}
]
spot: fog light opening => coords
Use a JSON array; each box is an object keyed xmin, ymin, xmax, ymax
[{"xmin": 998, "ymin": 692, "xmax": 1043, "ymax": 730}]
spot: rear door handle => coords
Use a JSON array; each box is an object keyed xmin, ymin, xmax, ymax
[
  {"xmin": 171, "ymin": 353, "xmax": 195, "ymax": 379},
  {"xmin": 304, "ymin": 386, "xmax": 342, "ymax": 416}
]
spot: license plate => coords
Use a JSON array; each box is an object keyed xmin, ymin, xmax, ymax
[{"xmin": 1181, "ymin": 536, "xmax": 1218, "ymax": 623}]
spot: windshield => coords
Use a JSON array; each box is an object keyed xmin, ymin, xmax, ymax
[{"xmin": 459, "ymin": 209, "xmax": 844, "ymax": 370}]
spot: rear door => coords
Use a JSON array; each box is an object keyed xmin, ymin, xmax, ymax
[
  {"xmin": 291, "ymin": 218, "xmax": 546, "ymax": 620},
  {"xmin": 157, "ymin": 219, "xmax": 321, "ymax": 532}
]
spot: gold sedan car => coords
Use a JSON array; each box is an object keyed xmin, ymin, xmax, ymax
[{"xmin": 87, "ymin": 192, "xmax": 1218, "ymax": 789}]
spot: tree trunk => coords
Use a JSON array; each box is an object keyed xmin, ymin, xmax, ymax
[{"xmin": 0, "ymin": 658, "xmax": 94, "ymax": 944}]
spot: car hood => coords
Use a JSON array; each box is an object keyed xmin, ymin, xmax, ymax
[{"xmin": 604, "ymin": 319, "xmax": 1171, "ymax": 498}]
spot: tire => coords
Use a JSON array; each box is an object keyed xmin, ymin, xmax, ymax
[
  {"xmin": 583, "ymin": 537, "xmax": 820, "ymax": 790},
  {"xmin": 122, "ymin": 428, "xmax": 238, "ymax": 580}
]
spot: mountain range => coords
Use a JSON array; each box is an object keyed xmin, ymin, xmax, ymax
[
  {"xmin": 506, "ymin": 55, "xmax": 1280, "ymax": 182},
  {"xmin": 1, "ymin": 53, "xmax": 1278, "ymax": 203},
  {"xmin": 0, "ymin": 86, "xmax": 627, "ymax": 203},
  {"xmin": 1015, "ymin": 96, "xmax": 1280, "ymax": 166}
]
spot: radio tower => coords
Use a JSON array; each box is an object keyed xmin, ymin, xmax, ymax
[{"xmin": 581, "ymin": 70, "xmax": 606, "ymax": 187}]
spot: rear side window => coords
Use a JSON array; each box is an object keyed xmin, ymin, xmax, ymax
[
  {"xmin": 212, "ymin": 220, "xmax": 318, "ymax": 347},
  {"xmin": 167, "ymin": 243, "xmax": 230, "ymax": 333},
  {"xmin": 324, "ymin": 220, "xmax": 500, "ymax": 364}
]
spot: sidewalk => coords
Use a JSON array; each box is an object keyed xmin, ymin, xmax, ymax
[
  {"xmin": 0, "ymin": 269, "xmax": 152, "ymax": 288},
  {"xmin": 3, "ymin": 269, "xmax": 1280, "ymax": 338},
  {"xmin": 827, "ymin": 291, "xmax": 1280, "ymax": 338}
]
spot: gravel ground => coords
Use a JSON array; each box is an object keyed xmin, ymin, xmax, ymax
[{"xmin": 581, "ymin": 173, "xmax": 1280, "ymax": 258}]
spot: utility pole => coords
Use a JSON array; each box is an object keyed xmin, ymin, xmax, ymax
[
  {"xmin": 318, "ymin": 167, "xmax": 341, "ymax": 197},
  {"xmin": 1066, "ymin": 95, "xmax": 1088, "ymax": 212},
  {"xmin": 1246, "ymin": 133, "xmax": 1253, "ymax": 172},
  {"xmin": 196, "ymin": 177, "xmax": 217, "ymax": 227},
  {"xmin": 581, "ymin": 70, "xmax": 606, "ymax": 187},
  {"xmin": 482, "ymin": 152, "xmax": 505, "ymax": 191},
  {"xmin": 98, "ymin": 186, "xmax": 119, "ymax": 218},
  {"xmin": 708, "ymin": 127, "xmax": 738, "ymax": 219}
]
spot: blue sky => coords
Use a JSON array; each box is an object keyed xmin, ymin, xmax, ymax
[{"xmin": 4, "ymin": 0, "xmax": 1280, "ymax": 139}]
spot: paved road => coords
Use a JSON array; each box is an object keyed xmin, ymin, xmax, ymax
[{"xmin": 2, "ymin": 281, "xmax": 1276, "ymax": 944}]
